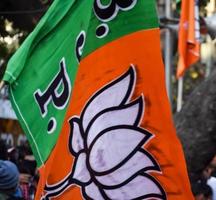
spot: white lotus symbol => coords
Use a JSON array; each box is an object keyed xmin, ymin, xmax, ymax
[{"xmin": 43, "ymin": 66, "xmax": 166, "ymax": 200}]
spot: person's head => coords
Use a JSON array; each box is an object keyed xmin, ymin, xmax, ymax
[
  {"xmin": 0, "ymin": 160, "xmax": 19, "ymax": 195},
  {"xmin": 193, "ymin": 182, "xmax": 212, "ymax": 200},
  {"xmin": 0, "ymin": 140, "xmax": 7, "ymax": 160},
  {"xmin": 202, "ymin": 155, "xmax": 216, "ymax": 180},
  {"xmin": 7, "ymin": 147, "xmax": 19, "ymax": 164}
]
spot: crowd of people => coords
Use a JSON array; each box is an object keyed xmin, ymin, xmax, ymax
[
  {"xmin": 0, "ymin": 139, "xmax": 38, "ymax": 200},
  {"xmin": 0, "ymin": 138, "xmax": 216, "ymax": 200},
  {"xmin": 192, "ymin": 155, "xmax": 216, "ymax": 200}
]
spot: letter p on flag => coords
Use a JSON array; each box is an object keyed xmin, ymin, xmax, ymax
[{"xmin": 3, "ymin": 0, "xmax": 194, "ymax": 199}]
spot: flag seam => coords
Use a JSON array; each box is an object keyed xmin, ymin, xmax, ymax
[{"xmin": 5, "ymin": 71, "xmax": 16, "ymax": 81}]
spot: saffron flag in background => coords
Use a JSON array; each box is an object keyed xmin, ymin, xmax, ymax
[
  {"xmin": 177, "ymin": 0, "xmax": 200, "ymax": 78},
  {"xmin": 3, "ymin": 0, "xmax": 194, "ymax": 199}
]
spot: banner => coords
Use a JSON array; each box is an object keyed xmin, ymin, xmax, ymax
[
  {"xmin": 0, "ymin": 88, "xmax": 16, "ymax": 119},
  {"xmin": 177, "ymin": 0, "xmax": 200, "ymax": 78},
  {"xmin": 4, "ymin": 0, "xmax": 194, "ymax": 199},
  {"xmin": 0, "ymin": 99, "xmax": 16, "ymax": 119}
]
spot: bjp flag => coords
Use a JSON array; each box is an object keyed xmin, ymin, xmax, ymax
[
  {"xmin": 3, "ymin": 0, "xmax": 194, "ymax": 199},
  {"xmin": 177, "ymin": 0, "xmax": 200, "ymax": 78}
]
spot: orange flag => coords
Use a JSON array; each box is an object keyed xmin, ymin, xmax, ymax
[
  {"xmin": 177, "ymin": 0, "xmax": 200, "ymax": 78},
  {"xmin": 3, "ymin": 0, "xmax": 194, "ymax": 199}
]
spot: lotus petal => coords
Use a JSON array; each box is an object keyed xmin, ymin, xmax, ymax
[
  {"xmin": 69, "ymin": 118, "xmax": 84, "ymax": 155},
  {"xmin": 81, "ymin": 67, "xmax": 135, "ymax": 131},
  {"xmin": 72, "ymin": 152, "xmax": 91, "ymax": 183},
  {"xmin": 45, "ymin": 174, "xmax": 70, "ymax": 192},
  {"xmin": 95, "ymin": 150, "xmax": 159, "ymax": 187},
  {"xmin": 89, "ymin": 126, "xmax": 151, "ymax": 173},
  {"xmin": 104, "ymin": 175, "xmax": 165, "ymax": 200},
  {"xmin": 84, "ymin": 182, "xmax": 104, "ymax": 200},
  {"xmin": 87, "ymin": 97, "xmax": 143, "ymax": 147}
]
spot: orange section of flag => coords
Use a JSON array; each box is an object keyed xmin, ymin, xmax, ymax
[
  {"xmin": 177, "ymin": 0, "xmax": 200, "ymax": 78},
  {"xmin": 36, "ymin": 29, "xmax": 194, "ymax": 200}
]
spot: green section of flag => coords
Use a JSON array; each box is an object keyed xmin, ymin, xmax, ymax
[
  {"xmin": 3, "ymin": 0, "xmax": 159, "ymax": 167},
  {"xmin": 4, "ymin": 0, "xmax": 94, "ymax": 167},
  {"xmin": 83, "ymin": 0, "xmax": 159, "ymax": 57}
]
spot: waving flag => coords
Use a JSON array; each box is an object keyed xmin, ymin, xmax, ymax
[
  {"xmin": 177, "ymin": 0, "xmax": 200, "ymax": 78},
  {"xmin": 3, "ymin": 0, "xmax": 193, "ymax": 199}
]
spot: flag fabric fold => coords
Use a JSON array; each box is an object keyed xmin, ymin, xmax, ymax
[
  {"xmin": 177, "ymin": 0, "xmax": 200, "ymax": 78},
  {"xmin": 4, "ymin": 0, "xmax": 194, "ymax": 199}
]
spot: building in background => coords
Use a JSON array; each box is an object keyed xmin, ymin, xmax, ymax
[{"xmin": 0, "ymin": 87, "xmax": 26, "ymax": 146}]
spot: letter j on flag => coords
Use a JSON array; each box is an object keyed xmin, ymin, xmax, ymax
[{"xmin": 3, "ymin": 0, "xmax": 194, "ymax": 199}]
